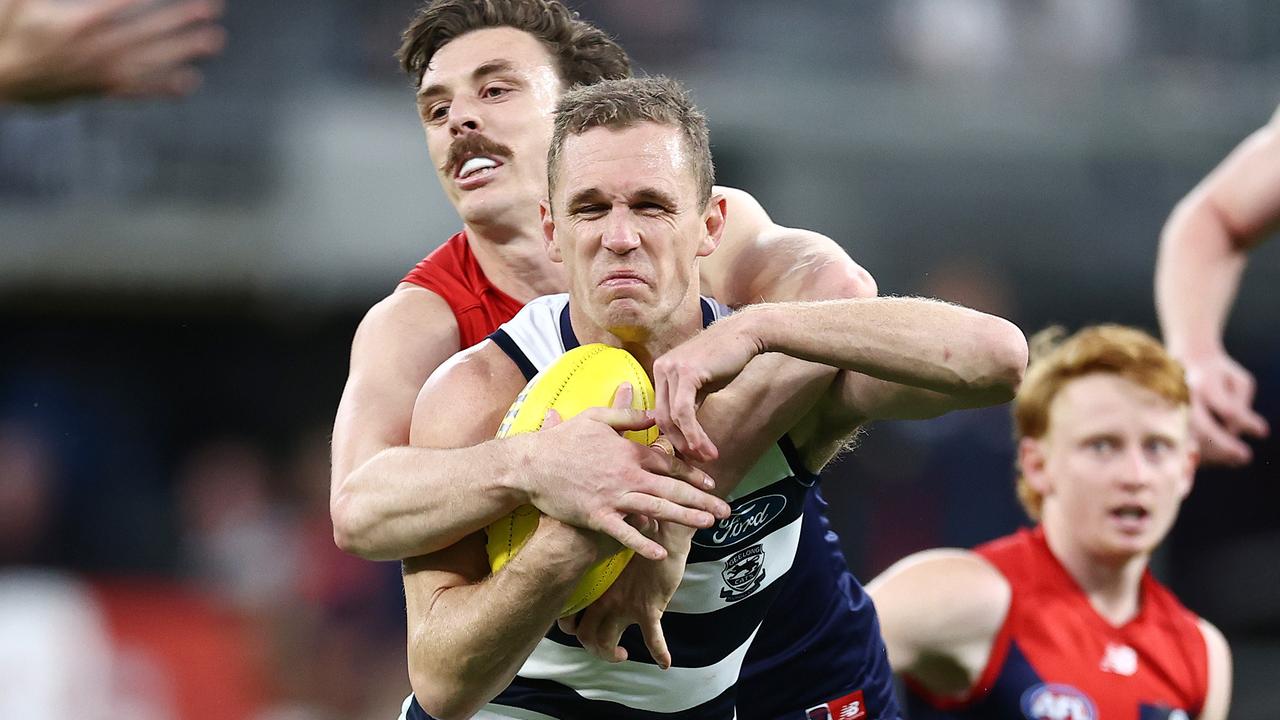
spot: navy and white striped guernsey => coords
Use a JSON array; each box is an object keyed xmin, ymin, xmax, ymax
[
  {"xmin": 404, "ymin": 294, "xmax": 821, "ymax": 720},
  {"xmin": 403, "ymin": 294, "xmax": 903, "ymax": 720}
]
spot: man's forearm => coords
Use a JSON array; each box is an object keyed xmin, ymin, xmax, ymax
[
  {"xmin": 1155, "ymin": 199, "xmax": 1248, "ymax": 357},
  {"xmin": 407, "ymin": 532, "xmax": 596, "ymax": 720},
  {"xmin": 736, "ymin": 298, "xmax": 1025, "ymax": 398},
  {"xmin": 332, "ymin": 439, "xmax": 529, "ymax": 560}
]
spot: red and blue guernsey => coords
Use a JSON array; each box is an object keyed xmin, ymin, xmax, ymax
[
  {"xmin": 398, "ymin": 232, "xmax": 901, "ymax": 719},
  {"xmin": 905, "ymin": 527, "xmax": 1208, "ymax": 720}
]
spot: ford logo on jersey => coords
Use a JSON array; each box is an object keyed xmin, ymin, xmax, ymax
[
  {"xmin": 692, "ymin": 493, "xmax": 787, "ymax": 548},
  {"xmin": 1020, "ymin": 684, "xmax": 1097, "ymax": 720}
]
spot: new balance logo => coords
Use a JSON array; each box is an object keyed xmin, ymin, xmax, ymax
[
  {"xmin": 1100, "ymin": 643, "xmax": 1138, "ymax": 676},
  {"xmin": 806, "ymin": 690, "xmax": 866, "ymax": 720},
  {"xmin": 838, "ymin": 701, "xmax": 863, "ymax": 719}
]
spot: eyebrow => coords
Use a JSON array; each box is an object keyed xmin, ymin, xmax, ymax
[
  {"xmin": 566, "ymin": 188, "xmax": 607, "ymax": 209},
  {"xmin": 565, "ymin": 187, "xmax": 681, "ymax": 209},
  {"xmin": 418, "ymin": 59, "xmax": 520, "ymax": 101},
  {"xmin": 631, "ymin": 188, "xmax": 680, "ymax": 208}
]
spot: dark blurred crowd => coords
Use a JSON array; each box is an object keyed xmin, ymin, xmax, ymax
[{"xmin": 0, "ymin": 312, "xmax": 408, "ymax": 719}]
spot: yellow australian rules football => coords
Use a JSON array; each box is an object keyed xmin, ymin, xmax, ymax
[{"xmin": 485, "ymin": 343, "xmax": 659, "ymax": 617}]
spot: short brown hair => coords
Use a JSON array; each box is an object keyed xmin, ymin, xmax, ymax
[
  {"xmin": 398, "ymin": 0, "xmax": 631, "ymax": 88},
  {"xmin": 547, "ymin": 76, "xmax": 715, "ymax": 208},
  {"xmin": 1013, "ymin": 324, "xmax": 1190, "ymax": 520}
]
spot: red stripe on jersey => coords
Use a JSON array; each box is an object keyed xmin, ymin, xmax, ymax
[{"xmin": 401, "ymin": 231, "xmax": 525, "ymax": 348}]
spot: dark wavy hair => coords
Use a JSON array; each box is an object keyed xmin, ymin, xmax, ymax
[{"xmin": 397, "ymin": 0, "xmax": 632, "ymax": 88}]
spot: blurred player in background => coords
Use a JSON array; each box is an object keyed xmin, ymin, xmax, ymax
[
  {"xmin": 1156, "ymin": 107, "xmax": 1278, "ymax": 466},
  {"xmin": 0, "ymin": 0, "xmax": 224, "ymax": 104},
  {"xmin": 868, "ymin": 325, "xmax": 1231, "ymax": 719}
]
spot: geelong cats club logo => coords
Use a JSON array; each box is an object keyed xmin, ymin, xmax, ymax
[
  {"xmin": 1020, "ymin": 684, "xmax": 1097, "ymax": 720},
  {"xmin": 693, "ymin": 494, "xmax": 787, "ymax": 549},
  {"xmin": 719, "ymin": 545, "xmax": 766, "ymax": 601}
]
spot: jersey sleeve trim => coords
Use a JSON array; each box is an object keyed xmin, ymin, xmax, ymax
[
  {"xmin": 489, "ymin": 329, "xmax": 539, "ymax": 382},
  {"xmin": 776, "ymin": 434, "xmax": 820, "ymax": 488}
]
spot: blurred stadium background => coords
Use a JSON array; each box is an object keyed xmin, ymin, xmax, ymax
[{"xmin": 1, "ymin": 0, "xmax": 1277, "ymax": 717}]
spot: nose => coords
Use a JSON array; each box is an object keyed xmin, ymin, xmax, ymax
[
  {"xmin": 1116, "ymin": 447, "xmax": 1155, "ymax": 491},
  {"xmin": 601, "ymin": 207, "xmax": 641, "ymax": 254},
  {"xmin": 448, "ymin": 97, "xmax": 483, "ymax": 137}
]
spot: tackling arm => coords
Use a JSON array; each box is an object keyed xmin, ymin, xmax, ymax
[
  {"xmin": 331, "ymin": 287, "xmax": 724, "ymax": 562},
  {"xmin": 654, "ymin": 296, "xmax": 1027, "ymax": 461},
  {"xmin": 331, "ymin": 287, "xmax": 526, "ymax": 560}
]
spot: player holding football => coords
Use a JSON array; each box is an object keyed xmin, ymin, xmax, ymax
[
  {"xmin": 399, "ymin": 75, "xmax": 1027, "ymax": 720},
  {"xmin": 330, "ymin": 2, "xmax": 905, "ymax": 717}
]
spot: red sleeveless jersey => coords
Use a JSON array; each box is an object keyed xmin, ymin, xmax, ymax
[
  {"xmin": 401, "ymin": 231, "xmax": 525, "ymax": 349},
  {"xmin": 905, "ymin": 526, "xmax": 1209, "ymax": 720}
]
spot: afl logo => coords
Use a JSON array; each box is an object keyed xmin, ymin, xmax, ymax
[
  {"xmin": 1020, "ymin": 684, "xmax": 1097, "ymax": 720},
  {"xmin": 719, "ymin": 545, "xmax": 766, "ymax": 602},
  {"xmin": 693, "ymin": 494, "xmax": 787, "ymax": 548}
]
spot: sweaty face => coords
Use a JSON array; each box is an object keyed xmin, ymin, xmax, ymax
[
  {"xmin": 544, "ymin": 122, "xmax": 719, "ymax": 341},
  {"xmin": 1030, "ymin": 373, "xmax": 1195, "ymax": 564},
  {"xmin": 417, "ymin": 27, "xmax": 563, "ymax": 226}
]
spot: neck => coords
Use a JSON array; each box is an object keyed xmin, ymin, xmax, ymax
[
  {"xmin": 1042, "ymin": 520, "xmax": 1148, "ymax": 626},
  {"xmin": 462, "ymin": 219, "xmax": 567, "ymax": 302},
  {"xmin": 569, "ymin": 292, "xmax": 705, "ymax": 375}
]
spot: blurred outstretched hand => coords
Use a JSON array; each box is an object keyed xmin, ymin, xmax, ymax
[{"xmin": 0, "ymin": 0, "xmax": 225, "ymax": 104}]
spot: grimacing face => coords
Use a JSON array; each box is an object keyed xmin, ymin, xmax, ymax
[
  {"xmin": 417, "ymin": 27, "xmax": 563, "ymax": 227},
  {"xmin": 1021, "ymin": 373, "xmax": 1196, "ymax": 564},
  {"xmin": 541, "ymin": 122, "xmax": 723, "ymax": 342}
]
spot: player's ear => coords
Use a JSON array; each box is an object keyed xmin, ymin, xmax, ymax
[
  {"xmin": 1018, "ymin": 436, "xmax": 1052, "ymax": 498},
  {"xmin": 697, "ymin": 193, "xmax": 726, "ymax": 258},
  {"xmin": 541, "ymin": 200, "xmax": 563, "ymax": 262}
]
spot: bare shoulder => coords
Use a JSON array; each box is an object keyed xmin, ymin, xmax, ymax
[
  {"xmin": 705, "ymin": 185, "xmax": 876, "ymax": 306},
  {"xmin": 1197, "ymin": 617, "xmax": 1233, "ymax": 720},
  {"xmin": 423, "ymin": 339, "xmax": 521, "ymax": 393},
  {"xmin": 348, "ymin": 284, "xmax": 461, "ymax": 378},
  {"xmin": 1197, "ymin": 616, "xmax": 1230, "ymax": 651},
  {"xmin": 870, "ymin": 548, "xmax": 1011, "ymax": 627},
  {"xmin": 868, "ymin": 548, "xmax": 1011, "ymax": 694},
  {"xmin": 359, "ymin": 284, "xmax": 458, "ymax": 339},
  {"xmin": 699, "ymin": 186, "xmax": 771, "ymax": 302},
  {"xmin": 410, "ymin": 340, "xmax": 526, "ymax": 447},
  {"xmin": 332, "ymin": 285, "xmax": 463, "ymax": 484},
  {"xmin": 715, "ymin": 185, "xmax": 773, "ymax": 231}
]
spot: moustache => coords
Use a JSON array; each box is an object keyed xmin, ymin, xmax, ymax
[{"xmin": 441, "ymin": 133, "xmax": 515, "ymax": 175}]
